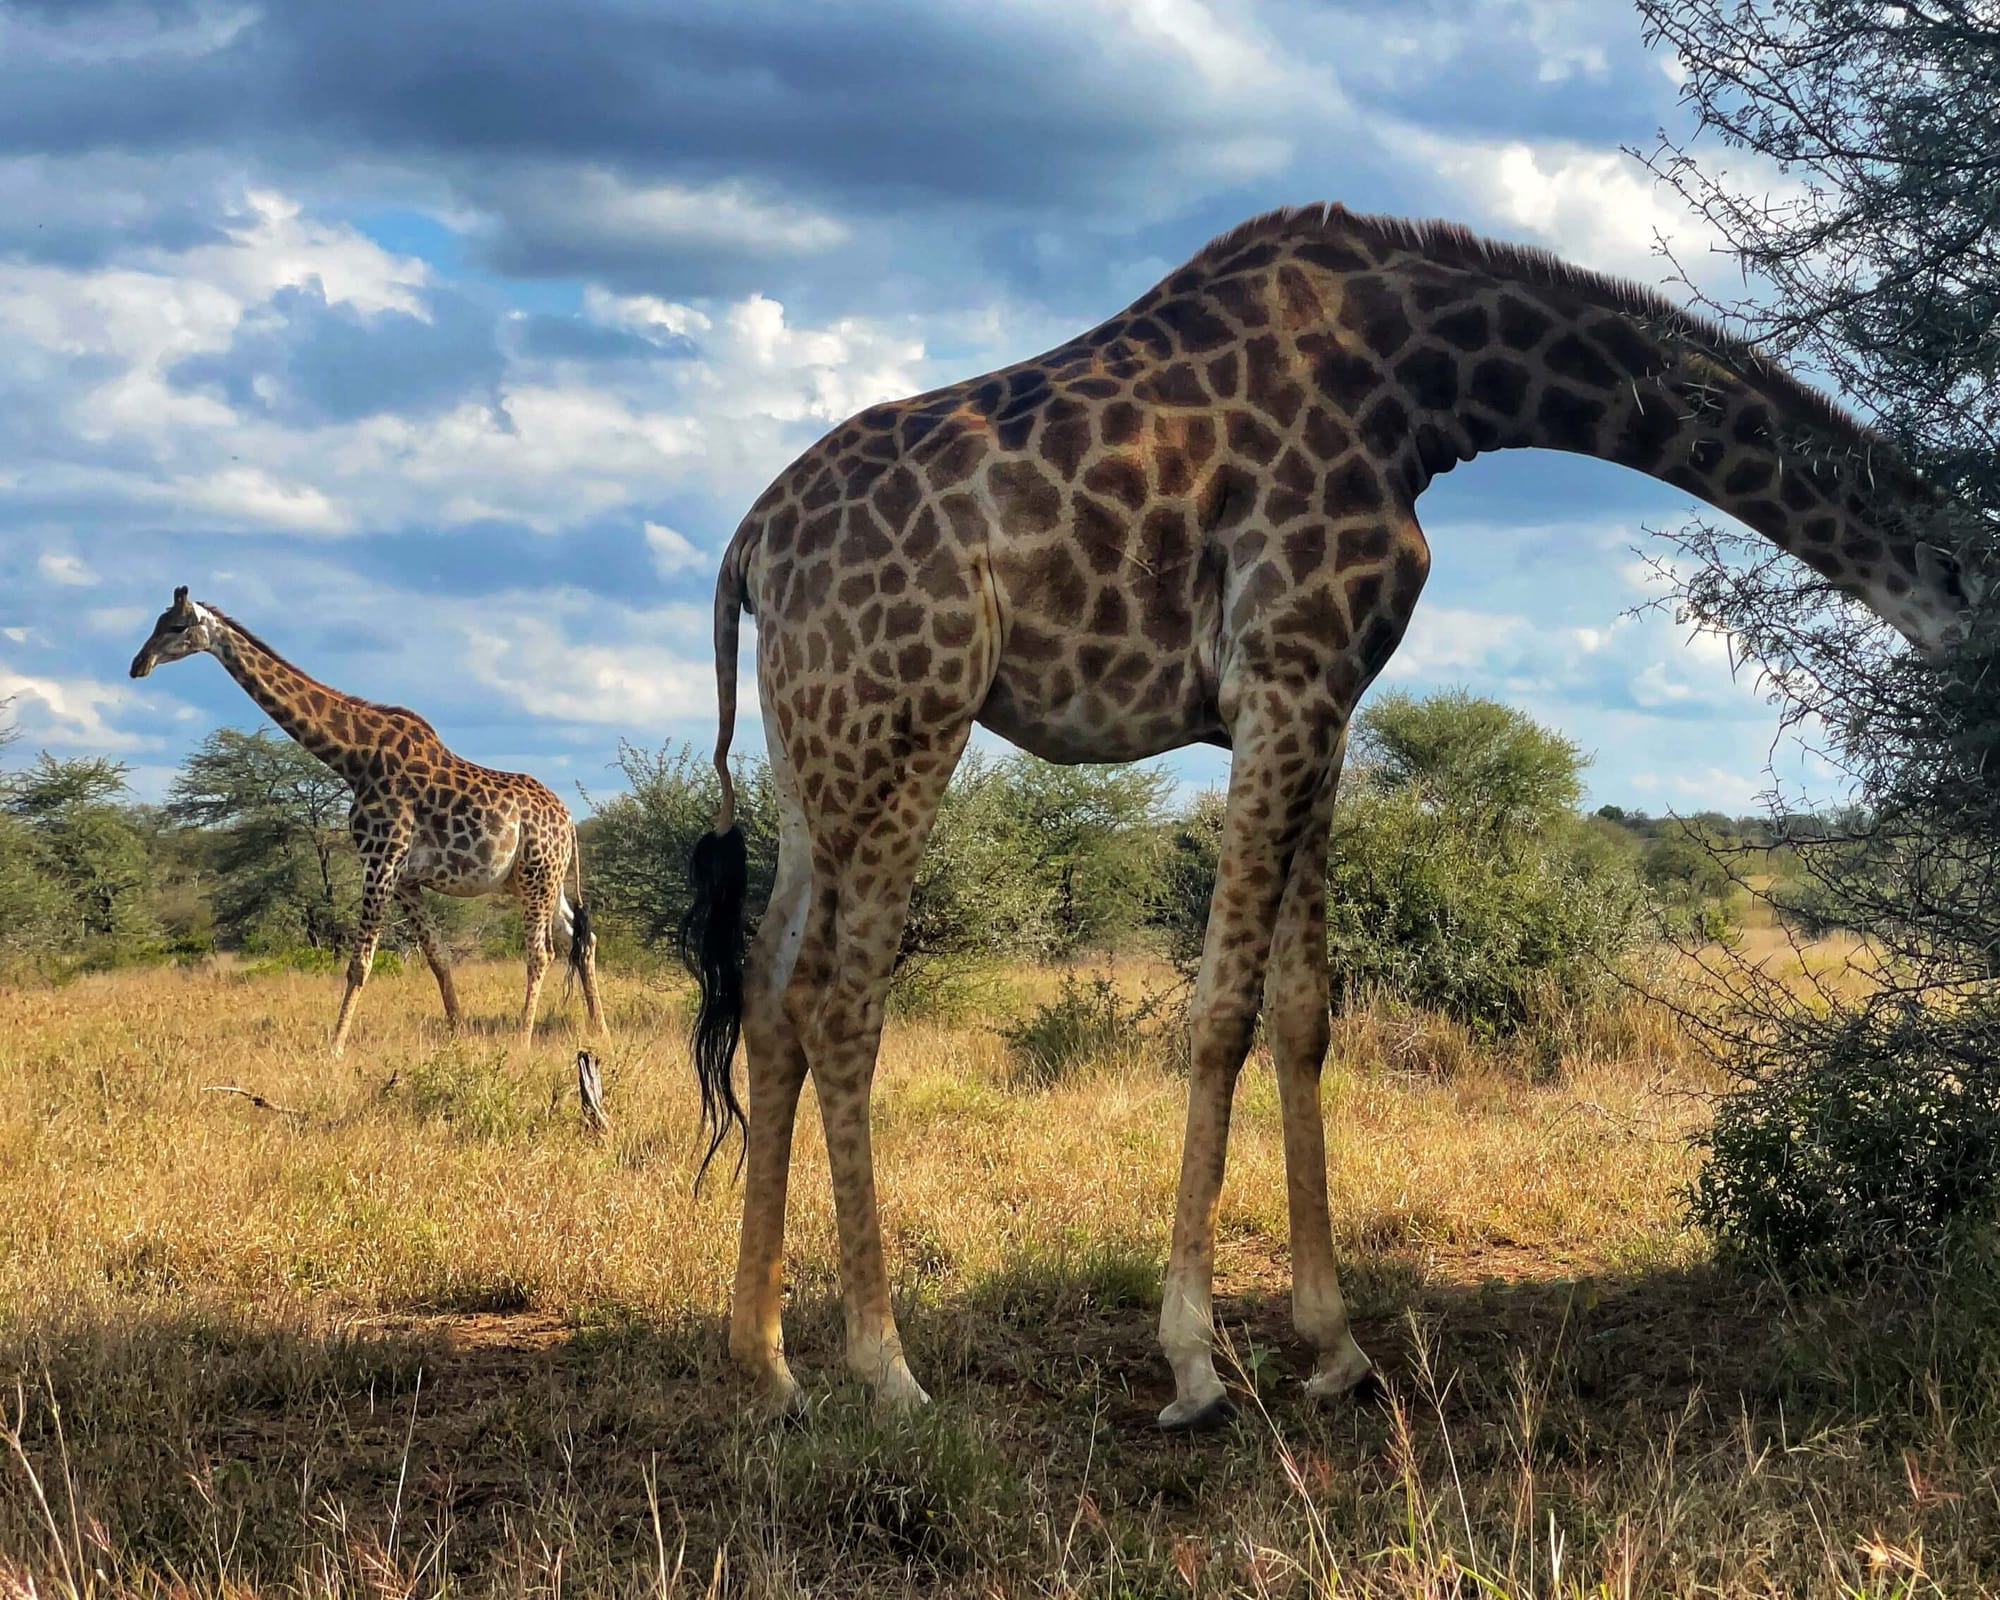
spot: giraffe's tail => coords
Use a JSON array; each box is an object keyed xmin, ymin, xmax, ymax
[
  {"xmin": 678, "ymin": 545, "xmax": 749, "ymax": 1188},
  {"xmin": 566, "ymin": 822, "xmax": 594, "ymax": 991}
]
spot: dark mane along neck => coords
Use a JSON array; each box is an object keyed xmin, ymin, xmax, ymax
[
  {"xmin": 1178, "ymin": 203, "xmax": 1940, "ymax": 624},
  {"xmin": 1195, "ymin": 201, "xmax": 1889, "ymax": 464},
  {"xmin": 207, "ymin": 609, "xmax": 438, "ymax": 780}
]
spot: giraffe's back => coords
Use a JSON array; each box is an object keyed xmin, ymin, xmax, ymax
[
  {"xmin": 734, "ymin": 209, "xmax": 1441, "ymax": 768},
  {"xmin": 737, "ymin": 285, "xmax": 1264, "ymax": 764}
]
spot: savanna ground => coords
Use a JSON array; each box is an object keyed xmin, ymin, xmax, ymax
[{"xmin": 0, "ymin": 943, "xmax": 1995, "ymax": 1597}]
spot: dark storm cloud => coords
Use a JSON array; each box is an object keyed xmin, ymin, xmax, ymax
[
  {"xmin": 0, "ymin": 0, "xmax": 1298, "ymax": 202},
  {"xmin": 168, "ymin": 281, "xmax": 505, "ymax": 424},
  {"xmin": 0, "ymin": 0, "xmax": 1351, "ymax": 308},
  {"xmin": 0, "ymin": 154, "xmax": 242, "ymax": 268}
]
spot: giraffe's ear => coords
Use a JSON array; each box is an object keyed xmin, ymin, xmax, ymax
[
  {"xmin": 1916, "ymin": 543, "xmax": 1972, "ymax": 607},
  {"xmin": 173, "ymin": 585, "xmax": 189, "ymax": 605}
]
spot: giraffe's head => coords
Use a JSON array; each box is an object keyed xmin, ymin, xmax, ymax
[
  {"xmin": 129, "ymin": 586, "xmax": 222, "ymax": 678},
  {"xmin": 1892, "ymin": 539, "xmax": 1986, "ymax": 659}
]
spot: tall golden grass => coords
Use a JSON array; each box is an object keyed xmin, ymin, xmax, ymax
[{"xmin": 0, "ymin": 955, "xmax": 1987, "ymax": 1596}]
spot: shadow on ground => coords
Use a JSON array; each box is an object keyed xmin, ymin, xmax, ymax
[{"xmin": 0, "ymin": 1244, "xmax": 1973, "ymax": 1593}]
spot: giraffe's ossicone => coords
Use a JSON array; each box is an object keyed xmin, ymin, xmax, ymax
[
  {"xmin": 129, "ymin": 588, "xmax": 607, "ymax": 1054},
  {"xmin": 681, "ymin": 202, "xmax": 1980, "ymax": 1429}
]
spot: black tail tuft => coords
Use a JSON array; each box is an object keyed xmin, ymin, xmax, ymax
[
  {"xmin": 567, "ymin": 899, "xmax": 594, "ymax": 990},
  {"xmin": 678, "ymin": 823, "xmax": 749, "ymax": 1187}
]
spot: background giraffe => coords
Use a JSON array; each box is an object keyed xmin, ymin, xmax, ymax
[
  {"xmin": 130, "ymin": 588, "xmax": 605, "ymax": 1054},
  {"xmin": 680, "ymin": 202, "xmax": 1975, "ymax": 1430}
]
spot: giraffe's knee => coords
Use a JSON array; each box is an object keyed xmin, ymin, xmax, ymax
[
  {"xmin": 1185, "ymin": 993, "xmax": 1258, "ymax": 1077},
  {"xmin": 1267, "ymin": 996, "xmax": 1331, "ymax": 1076}
]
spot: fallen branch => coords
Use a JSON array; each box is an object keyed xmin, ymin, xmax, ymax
[{"xmin": 203, "ymin": 1084, "xmax": 306, "ymax": 1119}]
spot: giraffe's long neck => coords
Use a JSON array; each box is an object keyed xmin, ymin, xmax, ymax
[
  {"xmin": 1321, "ymin": 260, "xmax": 1924, "ymax": 628},
  {"xmin": 206, "ymin": 615, "xmax": 379, "ymax": 787}
]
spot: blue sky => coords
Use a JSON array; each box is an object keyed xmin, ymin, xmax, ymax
[{"xmin": 0, "ymin": 0, "xmax": 1835, "ymax": 815}]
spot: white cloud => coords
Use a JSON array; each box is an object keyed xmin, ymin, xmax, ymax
[
  {"xmin": 10, "ymin": 2, "xmax": 258, "ymax": 65},
  {"xmin": 1628, "ymin": 764, "xmax": 1769, "ymax": 812},
  {"xmin": 0, "ymin": 181, "xmax": 933, "ymax": 537},
  {"xmin": 701, "ymin": 293, "xmax": 927, "ymax": 425},
  {"xmin": 37, "ymin": 551, "xmax": 97, "ymax": 587},
  {"xmin": 1411, "ymin": 134, "xmax": 1696, "ymax": 284},
  {"xmin": 0, "ymin": 662, "xmax": 151, "ymax": 751},
  {"xmin": 1517, "ymin": 0, "xmax": 1612, "ymax": 81},
  {"xmin": 174, "ymin": 190, "xmax": 430, "ymax": 317},
  {"xmin": 482, "ymin": 169, "xmax": 850, "ymax": 260},
  {"xmin": 165, "ymin": 466, "xmax": 351, "ymax": 534},
  {"xmin": 644, "ymin": 521, "xmax": 708, "ymax": 577},
  {"xmin": 1382, "ymin": 606, "xmax": 1533, "ymax": 680},
  {"xmin": 1100, "ymin": 0, "xmax": 1311, "ymax": 97},
  {"xmin": 584, "ymin": 286, "xmax": 712, "ymax": 340},
  {"xmin": 85, "ymin": 606, "xmax": 152, "ymax": 637},
  {"xmin": 462, "ymin": 613, "xmax": 724, "ymax": 726},
  {"xmin": 0, "ymin": 260, "xmax": 239, "ymax": 371}
]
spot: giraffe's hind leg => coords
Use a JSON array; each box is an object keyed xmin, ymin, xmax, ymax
[
  {"xmin": 727, "ymin": 710, "xmax": 816, "ymax": 1411},
  {"xmin": 517, "ymin": 878, "xmax": 557, "ymax": 1046},
  {"xmin": 1261, "ymin": 746, "xmax": 1373, "ymax": 1403},
  {"xmin": 555, "ymin": 891, "xmax": 608, "ymax": 1038},
  {"xmin": 396, "ymin": 881, "xmax": 464, "ymax": 1035},
  {"xmin": 799, "ymin": 717, "xmax": 972, "ymax": 1411}
]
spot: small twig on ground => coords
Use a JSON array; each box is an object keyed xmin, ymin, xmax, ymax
[
  {"xmin": 1548, "ymin": 1098, "xmax": 1674, "ymax": 1139},
  {"xmin": 202, "ymin": 1085, "xmax": 306, "ymax": 1119}
]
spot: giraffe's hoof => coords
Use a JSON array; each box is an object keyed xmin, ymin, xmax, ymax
[
  {"xmin": 872, "ymin": 1369, "xmax": 932, "ymax": 1415},
  {"xmin": 1304, "ymin": 1339, "xmax": 1376, "ymax": 1404},
  {"xmin": 756, "ymin": 1375, "xmax": 809, "ymax": 1424},
  {"xmin": 1157, "ymin": 1390, "xmax": 1238, "ymax": 1434}
]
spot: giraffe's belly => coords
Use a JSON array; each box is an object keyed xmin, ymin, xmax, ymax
[
  {"xmin": 980, "ymin": 519, "xmax": 1225, "ymax": 763},
  {"xmin": 401, "ymin": 829, "xmax": 520, "ymax": 898},
  {"xmin": 976, "ymin": 674, "xmax": 1219, "ymax": 763}
]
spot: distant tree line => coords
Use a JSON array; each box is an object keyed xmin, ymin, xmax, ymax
[{"xmin": 0, "ymin": 689, "xmax": 1799, "ymax": 1038}]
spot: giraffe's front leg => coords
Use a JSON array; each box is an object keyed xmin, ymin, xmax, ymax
[
  {"xmin": 331, "ymin": 835, "xmax": 409, "ymax": 1058},
  {"xmin": 397, "ymin": 882, "xmax": 463, "ymax": 1035},
  {"xmin": 1158, "ymin": 706, "xmax": 1333, "ymax": 1432}
]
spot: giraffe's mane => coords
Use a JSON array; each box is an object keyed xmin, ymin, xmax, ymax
[
  {"xmin": 1198, "ymin": 203, "xmax": 1884, "ymax": 453},
  {"xmin": 211, "ymin": 607, "xmax": 441, "ymax": 738}
]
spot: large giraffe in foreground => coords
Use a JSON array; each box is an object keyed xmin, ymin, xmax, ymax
[
  {"xmin": 131, "ymin": 589, "xmax": 605, "ymax": 1054},
  {"xmin": 681, "ymin": 203, "xmax": 1975, "ymax": 1430}
]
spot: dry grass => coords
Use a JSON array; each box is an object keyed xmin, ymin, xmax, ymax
[{"xmin": 0, "ymin": 957, "xmax": 1992, "ymax": 1595}]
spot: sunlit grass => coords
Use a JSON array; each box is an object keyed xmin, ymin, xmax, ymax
[{"xmin": 0, "ymin": 956, "xmax": 1989, "ymax": 1595}]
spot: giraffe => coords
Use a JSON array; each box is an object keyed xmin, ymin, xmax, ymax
[
  {"xmin": 678, "ymin": 202, "xmax": 1977, "ymax": 1430},
  {"xmin": 130, "ymin": 588, "xmax": 606, "ymax": 1054}
]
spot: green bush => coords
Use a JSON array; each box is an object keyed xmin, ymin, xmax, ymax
[
  {"xmin": 1357, "ymin": 688, "xmax": 1585, "ymax": 832},
  {"xmin": 1323, "ymin": 786, "xmax": 1644, "ymax": 1040},
  {"xmin": 0, "ymin": 750, "xmax": 166, "ymax": 974},
  {"xmin": 1691, "ymin": 1002, "xmax": 2000, "ymax": 1278},
  {"xmin": 999, "ymin": 974, "xmax": 1163, "ymax": 1089},
  {"xmin": 1153, "ymin": 790, "xmax": 1225, "ymax": 977},
  {"xmin": 588, "ymin": 741, "xmax": 1168, "ymax": 995},
  {"xmin": 388, "ymin": 1046, "xmax": 527, "ymax": 1141},
  {"xmin": 243, "ymin": 947, "xmax": 403, "ymax": 979}
]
